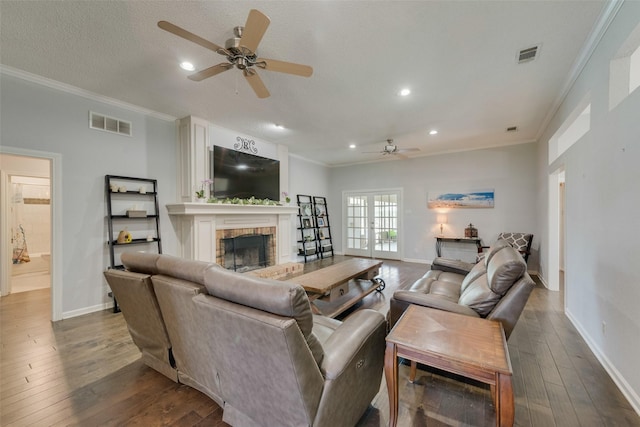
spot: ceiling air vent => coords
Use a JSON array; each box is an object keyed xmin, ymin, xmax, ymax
[
  {"xmin": 506, "ymin": 126, "xmax": 518, "ymax": 132},
  {"xmin": 517, "ymin": 45, "xmax": 539, "ymax": 64},
  {"xmin": 89, "ymin": 111, "xmax": 132, "ymax": 137}
]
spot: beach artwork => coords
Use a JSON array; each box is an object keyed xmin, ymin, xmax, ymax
[{"xmin": 428, "ymin": 189, "xmax": 495, "ymax": 209}]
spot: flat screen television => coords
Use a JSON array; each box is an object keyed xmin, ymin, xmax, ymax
[{"xmin": 211, "ymin": 146, "xmax": 280, "ymax": 201}]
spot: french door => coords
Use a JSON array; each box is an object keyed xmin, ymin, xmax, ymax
[{"xmin": 344, "ymin": 190, "xmax": 401, "ymax": 260}]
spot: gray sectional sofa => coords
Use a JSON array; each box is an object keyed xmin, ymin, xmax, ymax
[
  {"xmin": 389, "ymin": 241, "xmax": 535, "ymax": 339},
  {"xmin": 104, "ymin": 252, "xmax": 386, "ymax": 427}
]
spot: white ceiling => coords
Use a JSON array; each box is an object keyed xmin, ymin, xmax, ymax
[{"xmin": 0, "ymin": 1, "xmax": 609, "ymax": 166}]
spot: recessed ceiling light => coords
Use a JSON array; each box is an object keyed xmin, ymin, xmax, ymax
[
  {"xmin": 429, "ymin": 130, "xmax": 438, "ymax": 135},
  {"xmin": 274, "ymin": 124, "xmax": 285, "ymax": 130},
  {"xmin": 349, "ymin": 144, "xmax": 357, "ymax": 149},
  {"xmin": 180, "ymin": 61, "xmax": 195, "ymax": 71},
  {"xmin": 399, "ymin": 88, "xmax": 411, "ymax": 97}
]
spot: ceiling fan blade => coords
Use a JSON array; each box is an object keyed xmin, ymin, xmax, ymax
[
  {"xmin": 244, "ymin": 69, "xmax": 270, "ymax": 98},
  {"xmin": 188, "ymin": 63, "xmax": 234, "ymax": 81},
  {"xmin": 240, "ymin": 9, "xmax": 270, "ymax": 53},
  {"xmin": 257, "ymin": 58, "xmax": 313, "ymax": 77},
  {"xmin": 158, "ymin": 21, "xmax": 229, "ymax": 56}
]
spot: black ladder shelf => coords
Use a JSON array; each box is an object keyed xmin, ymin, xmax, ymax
[
  {"xmin": 105, "ymin": 175, "xmax": 162, "ymax": 312},
  {"xmin": 296, "ymin": 194, "xmax": 334, "ymax": 262}
]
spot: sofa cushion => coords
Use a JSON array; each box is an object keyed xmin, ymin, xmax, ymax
[
  {"xmin": 121, "ymin": 252, "xmax": 161, "ymax": 275},
  {"xmin": 482, "ymin": 239, "xmax": 512, "ymax": 266},
  {"xmin": 460, "ymin": 261, "xmax": 487, "ymax": 293},
  {"xmin": 457, "ymin": 273, "xmax": 501, "ymax": 317},
  {"xmin": 498, "ymin": 232, "xmax": 533, "ymax": 252},
  {"xmin": 204, "ymin": 267, "xmax": 324, "ymax": 366},
  {"xmin": 486, "ymin": 246, "xmax": 526, "ymax": 295},
  {"xmin": 408, "ymin": 270, "xmax": 464, "ymax": 303},
  {"xmin": 156, "ymin": 254, "xmax": 216, "ymax": 286}
]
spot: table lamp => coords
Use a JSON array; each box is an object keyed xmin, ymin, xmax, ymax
[{"xmin": 437, "ymin": 214, "xmax": 448, "ymax": 236}]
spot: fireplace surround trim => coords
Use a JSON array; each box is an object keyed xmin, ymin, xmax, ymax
[{"xmin": 167, "ymin": 203, "xmax": 298, "ymax": 265}]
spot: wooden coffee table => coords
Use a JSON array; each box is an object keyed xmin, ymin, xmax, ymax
[
  {"xmin": 385, "ymin": 305, "xmax": 514, "ymax": 426},
  {"xmin": 287, "ymin": 258, "xmax": 385, "ymax": 318}
]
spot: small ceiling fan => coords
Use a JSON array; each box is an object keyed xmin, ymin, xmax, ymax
[
  {"xmin": 363, "ymin": 139, "xmax": 420, "ymax": 158},
  {"xmin": 158, "ymin": 9, "xmax": 313, "ymax": 98}
]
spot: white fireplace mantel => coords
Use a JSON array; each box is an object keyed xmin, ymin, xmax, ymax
[
  {"xmin": 167, "ymin": 203, "xmax": 299, "ymax": 265},
  {"xmin": 167, "ymin": 203, "xmax": 299, "ymax": 217}
]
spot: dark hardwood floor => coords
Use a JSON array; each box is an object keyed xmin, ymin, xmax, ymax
[{"xmin": 1, "ymin": 256, "xmax": 638, "ymax": 426}]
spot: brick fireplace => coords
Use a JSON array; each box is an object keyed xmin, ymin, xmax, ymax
[{"xmin": 216, "ymin": 227, "xmax": 276, "ymax": 272}]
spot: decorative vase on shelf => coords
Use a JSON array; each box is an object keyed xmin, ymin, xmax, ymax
[{"xmin": 196, "ymin": 198, "xmax": 207, "ymax": 203}]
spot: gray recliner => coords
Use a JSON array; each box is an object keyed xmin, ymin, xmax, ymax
[
  {"xmin": 103, "ymin": 256, "xmax": 177, "ymax": 382},
  {"xmin": 196, "ymin": 266, "xmax": 387, "ymax": 427}
]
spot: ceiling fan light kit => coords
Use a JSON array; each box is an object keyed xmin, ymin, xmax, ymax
[
  {"xmin": 362, "ymin": 139, "xmax": 420, "ymax": 158},
  {"xmin": 158, "ymin": 9, "xmax": 313, "ymax": 98}
]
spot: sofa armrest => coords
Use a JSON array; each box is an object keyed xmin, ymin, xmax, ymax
[
  {"xmin": 313, "ymin": 309, "xmax": 386, "ymax": 427},
  {"xmin": 431, "ymin": 257, "xmax": 476, "ymax": 275},
  {"xmin": 320, "ymin": 309, "xmax": 386, "ymax": 380},
  {"xmin": 392, "ymin": 291, "xmax": 480, "ymax": 318}
]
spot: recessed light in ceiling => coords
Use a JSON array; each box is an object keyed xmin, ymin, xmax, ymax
[
  {"xmin": 349, "ymin": 144, "xmax": 357, "ymax": 149},
  {"xmin": 399, "ymin": 88, "xmax": 411, "ymax": 97},
  {"xmin": 180, "ymin": 61, "xmax": 195, "ymax": 71},
  {"xmin": 274, "ymin": 124, "xmax": 285, "ymax": 130},
  {"xmin": 429, "ymin": 130, "xmax": 438, "ymax": 135}
]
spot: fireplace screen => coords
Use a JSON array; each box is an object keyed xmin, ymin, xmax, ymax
[{"xmin": 221, "ymin": 233, "xmax": 272, "ymax": 272}]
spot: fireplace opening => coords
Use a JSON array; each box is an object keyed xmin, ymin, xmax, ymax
[{"xmin": 221, "ymin": 233, "xmax": 272, "ymax": 273}]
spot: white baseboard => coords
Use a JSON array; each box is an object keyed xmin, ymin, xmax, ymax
[
  {"xmin": 536, "ymin": 272, "xmax": 549, "ymax": 288},
  {"xmin": 565, "ymin": 309, "xmax": 640, "ymax": 416},
  {"xmin": 62, "ymin": 301, "xmax": 114, "ymax": 319},
  {"xmin": 403, "ymin": 257, "xmax": 429, "ymax": 264}
]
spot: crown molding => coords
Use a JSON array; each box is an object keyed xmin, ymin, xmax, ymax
[
  {"xmin": 536, "ymin": 0, "xmax": 625, "ymax": 141},
  {"xmin": 0, "ymin": 65, "xmax": 177, "ymax": 122}
]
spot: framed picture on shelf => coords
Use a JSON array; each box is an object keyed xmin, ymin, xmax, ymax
[
  {"xmin": 303, "ymin": 218, "xmax": 312, "ymax": 228},
  {"xmin": 317, "ymin": 217, "xmax": 325, "ymax": 227},
  {"xmin": 300, "ymin": 203, "xmax": 313, "ymax": 216},
  {"xmin": 319, "ymin": 230, "xmax": 325, "ymax": 239},
  {"xmin": 315, "ymin": 204, "xmax": 326, "ymax": 216}
]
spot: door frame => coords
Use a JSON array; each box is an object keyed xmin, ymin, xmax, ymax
[
  {"xmin": 0, "ymin": 146, "xmax": 63, "ymax": 321},
  {"xmin": 342, "ymin": 188, "xmax": 403, "ymax": 260}
]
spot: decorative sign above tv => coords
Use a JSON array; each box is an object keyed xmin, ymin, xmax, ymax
[
  {"xmin": 234, "ymin": 136, "xmax": 259, "ymax": 154},
  {"xmin": 211, "ymin": 145, "xmax": 280, "ymax": 201}
]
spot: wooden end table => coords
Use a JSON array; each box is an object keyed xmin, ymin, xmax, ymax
[{"xmin": 385, "ymin": 305, "xmax": 514, "ymax": 426}]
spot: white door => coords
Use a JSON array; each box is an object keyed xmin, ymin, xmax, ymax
[{"xmin": 344, "ymin": 190, "xmax": 401, "ymax": 260}]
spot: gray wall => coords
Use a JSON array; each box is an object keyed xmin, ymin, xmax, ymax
[
  {"xmin": 327, "ymin": 143, "xmax": 538, "ymax": 265},
  {"xmin": 537, "ymin": 1, "xmax": 640, "ymax": 410},
  {"xmin": 0, "ymin": 74, "xmax": 177, "ymax": 316},
  {"xmin": 288, "ymin": 155, "xmax": 331, "ymax": 201}
]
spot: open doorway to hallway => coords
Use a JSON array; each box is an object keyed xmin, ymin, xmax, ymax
[
  {"xmin": 10, "ymin": 175, "xmax": 51, "ymax": 293},
  {"xmin": 1, "ymin": 154, "xmax": 51, "ymax": 297}
]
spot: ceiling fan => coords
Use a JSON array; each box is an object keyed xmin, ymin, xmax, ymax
[
  {"xmin": 158, "ymin": 9, "xmax": 313, "ymax": 98},
  {"xmin": 363, "ymin": 139, "xmax": 420, "ymax": 158}
]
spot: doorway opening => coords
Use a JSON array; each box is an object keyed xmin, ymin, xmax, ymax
[
  {"xmin": 1, "ymin": 149, "xmax": 61, "ymax": 321},
  {"xmin": 10, "ymin": 175, "xmax": 51, "ymax": 293},
  {"xmin": 547, "ymin": 167, "xmax": 565, "ymax": 293}
]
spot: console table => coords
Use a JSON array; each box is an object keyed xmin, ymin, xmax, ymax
[{"xmin": 435, "ymin": 236, "xmax": 483, "ymax": 257}]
